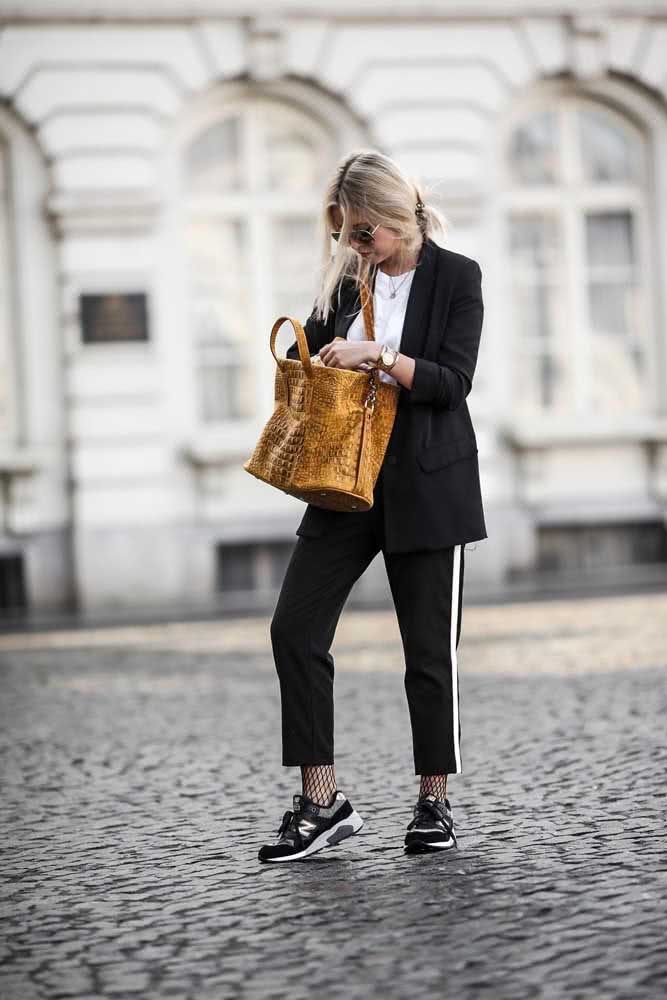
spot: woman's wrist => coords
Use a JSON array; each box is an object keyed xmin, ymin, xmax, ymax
[{"xmin": 368, "ymin": 343, "xmax": 383, "ymax": 365}]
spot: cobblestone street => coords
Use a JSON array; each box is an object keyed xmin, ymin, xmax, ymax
[{"xmin": 1, "ymin": 592, "xmax": 666, "ymax": 999}]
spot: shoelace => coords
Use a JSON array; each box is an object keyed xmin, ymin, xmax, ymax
[
  {"xmin": 276, "ymin": 809, "xmax": 304, "ymax": 850},
  {"xmin": 407, "ymin": 799, "xmax": 458, "ymax": 845}
]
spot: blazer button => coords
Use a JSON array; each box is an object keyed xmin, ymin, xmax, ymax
[{"xmin": 385, "ymin": 454, "xmax": 398, "ymax": 465}]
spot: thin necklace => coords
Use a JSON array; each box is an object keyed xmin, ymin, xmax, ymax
[{"xmin": 384, "ymin": 270, "xmax": 413, "ymax": 299}]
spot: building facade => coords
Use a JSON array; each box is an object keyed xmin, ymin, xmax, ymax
[{"xmin": 1, "ymin": 1, "xmax": 666, "ymax": 614}]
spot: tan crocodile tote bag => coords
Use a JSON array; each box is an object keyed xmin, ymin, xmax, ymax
[{"xmin": 242, "ymin": 283, "xmax": 399, "ymax": 511}]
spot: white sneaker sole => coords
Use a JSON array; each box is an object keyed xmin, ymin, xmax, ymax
[
  {"xmin": 404, "ymin": 836, "xmax": 456, "ymax": 853},
  {"xmin": 262, "ymin": 809, "xmax": 365, "ymax": 863}
]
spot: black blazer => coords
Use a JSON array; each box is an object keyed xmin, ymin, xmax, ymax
[{"xmin": 284, "ymin": 235, "xmax": 487, "ymax": 553}]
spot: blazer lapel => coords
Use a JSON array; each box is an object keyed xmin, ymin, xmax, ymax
[
  {"xmin": 398, "ymin": 236, "xmax": 437, "ymax": 360},
  {"xmin": 334, "ymin": 237, "xmax": 438, "ymax": 358},
  {"xmin": 334, "ymin": 284, "xmax": 362, "ymax": 339}
]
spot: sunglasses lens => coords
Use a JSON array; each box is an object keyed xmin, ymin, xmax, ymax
[
  {"xmin": 355, "ymin": 230, "xmax": 374, "ymax": 244},
  {"xmin": 331, "ymin": 225, "xmax": 376, "ymax": 245}
]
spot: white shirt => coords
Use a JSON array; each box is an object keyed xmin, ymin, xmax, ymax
[{"xmin": 345, "ymin": 266, "xmax": 416, "ymax": 385}]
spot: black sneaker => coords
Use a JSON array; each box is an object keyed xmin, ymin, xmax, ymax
[
  {"xmin": 404, "ymin": 793, "xmax": 458, "ymax": 853},
  {"xmin": 258, "ymin": 790, "xmax": 364, "ymax": 863}
]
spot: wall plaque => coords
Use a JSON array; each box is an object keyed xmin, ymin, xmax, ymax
[{"xmin": 80, "ymin": 293, "xmax": 149, "ymax": 343}]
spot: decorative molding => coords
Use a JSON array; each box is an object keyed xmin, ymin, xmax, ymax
[
  {"xmin": 0, "ymin": 450, "xmax": 41, "ymax": 475},
  {"xmin": 1, "ymin": 3, "xmax": 666, "ymax": 18},
  {"xmin": 246, "ymin": 16, "xmax": 286, "ymax": 82},
  {"xmin": 500, "ymin": 419, "xmax": 667, "ymax": 450},
  {"xmin": 46, "ymin": 189, "xmax": 161, "ymax": 236},
  {"xmin": 181, "ymin": 439, "xmax": 256, "ymax": 469},
  {"xmin": 569, "ymin": 14, "xmax": 609, "ymax": 80}
]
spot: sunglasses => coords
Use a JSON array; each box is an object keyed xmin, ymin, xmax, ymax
[{"xmin": 330, "ymin": 223, "xmax": 381, "ymax": 246}]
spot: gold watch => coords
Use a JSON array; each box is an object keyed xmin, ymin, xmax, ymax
[{"xmin": 374, "ymin": 344, "xmax": 399, "ymax": 373}]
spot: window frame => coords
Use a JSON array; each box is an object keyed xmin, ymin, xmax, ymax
[
  {"xmin": 500, "ymin": 90, "xmax": 656, "ymax": 426},
  {"xmin": 180, "ymin": 97, "xmax": 335, "ymax": 432}
]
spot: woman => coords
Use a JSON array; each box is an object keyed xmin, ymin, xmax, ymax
[{"xmin": 258, "ymin": 149, "xmax": 486, "ymax": 863}]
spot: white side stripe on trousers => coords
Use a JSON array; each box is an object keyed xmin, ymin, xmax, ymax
[{"xmin": 450, "ymin": 544, "xmax": 462, "ymax": 773}]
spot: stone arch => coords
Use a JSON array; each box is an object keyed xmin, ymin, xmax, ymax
[{"xmin": 157, "ymin": 76, "xmax": 371, "ymax": 432}]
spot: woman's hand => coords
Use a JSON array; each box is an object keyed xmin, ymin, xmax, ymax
[{"xmin": 319, "ymin": 338, "xmax": 381, "ymax": 372}]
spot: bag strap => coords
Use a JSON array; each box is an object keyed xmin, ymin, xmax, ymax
[
  {"xmin": 269, "ymin": 316, "xmax": 313, "ymax": 377},
  {"xmin": 359, "ymin": 280, "xmax": 375, "ymax": 342},
  {"xmin": 358, "ymin": 278, "xmax": 381, "ymax": 413}
]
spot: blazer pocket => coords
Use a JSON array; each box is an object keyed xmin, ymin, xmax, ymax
[{"xmin": 417, "ymin": 435, "xmax": 478, "ymax": 472}]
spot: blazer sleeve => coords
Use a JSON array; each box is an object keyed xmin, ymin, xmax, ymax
[{"xmin": 405, "ymin": 258, "xmax": 483, "ymax": 410}]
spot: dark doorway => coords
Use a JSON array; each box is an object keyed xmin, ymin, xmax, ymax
[{"xmin": 0, "ymin": 553, "xmax": 27, "ymax": 613}]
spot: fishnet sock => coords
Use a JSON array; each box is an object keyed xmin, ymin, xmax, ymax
[
  {"xmin": 420, "ymin": 773, "xmax": 448, "ymax": 802},
  {"xmin": 301, "ymin": 765, "xmax": 337, "ymax": 807}
]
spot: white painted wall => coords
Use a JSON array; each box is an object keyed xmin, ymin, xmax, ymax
[{"xmin": 0, "ymin": 4, "xmax": 665, "ymax": 610}]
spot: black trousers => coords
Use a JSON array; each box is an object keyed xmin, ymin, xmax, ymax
[{"xmin": 269, "ymin": 465, "xmax": 466, "ymax": 775}]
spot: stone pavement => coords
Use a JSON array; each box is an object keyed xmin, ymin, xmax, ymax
[{"xmin": 1, "ymin": 592, "xmax": 666, "ymax": 1000}]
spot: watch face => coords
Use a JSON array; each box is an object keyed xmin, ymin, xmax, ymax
[{"xmin": 381, "ymin": 347, "xmax": 393, "ymax": 365}]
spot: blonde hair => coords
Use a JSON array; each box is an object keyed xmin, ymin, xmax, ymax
[{"xmin": 311, "ymin": 149, "xmax": 449, "ymax": 323}]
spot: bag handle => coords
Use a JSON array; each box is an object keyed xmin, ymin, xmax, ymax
[
  {"xmin": 271, "ymin": 279, "xmax": 375, "ymax": 384},
  {"xmin": 269, "ymin": 316, "xmax": 313, "ymax": 377}
]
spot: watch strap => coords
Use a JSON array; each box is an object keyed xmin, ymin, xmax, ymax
[{"xmin": 378, "ymin": 346, "xmax": 399, "ymax": 372}]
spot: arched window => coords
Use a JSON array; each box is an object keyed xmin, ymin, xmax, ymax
[
  {"xmin": 503, "ymin": 96, "xmax": 651, "ymax": 418},
  {"xmin": 182, "ymin": 99, "xmax": 335, "ymax": 425}
]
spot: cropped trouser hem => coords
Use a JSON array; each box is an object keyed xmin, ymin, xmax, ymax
[{"xmin": 282, "ymin": 755, "xmax": 336, "ymax": 768}]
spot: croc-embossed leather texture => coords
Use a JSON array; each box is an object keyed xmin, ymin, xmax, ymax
[{"xmin": 243, "ymin": 284, "xmax": 399, "ymax": 512}]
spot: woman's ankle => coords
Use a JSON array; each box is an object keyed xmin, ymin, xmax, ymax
[
  {"xmin": 301, "ymin": 763, "xmax": 337, "ymax": 806},
  {"xmin": 419, "ymin": 773, "xmax": 448, "ymax": 801}
]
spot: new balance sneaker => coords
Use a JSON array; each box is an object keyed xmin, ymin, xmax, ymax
[
  {"xmin": 404, "ymin": 793, "xmax": 458, "ymax": 853},
  {"xmin": 258, "ymin": 790, "xmax": 364, "ymax": 863}
]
